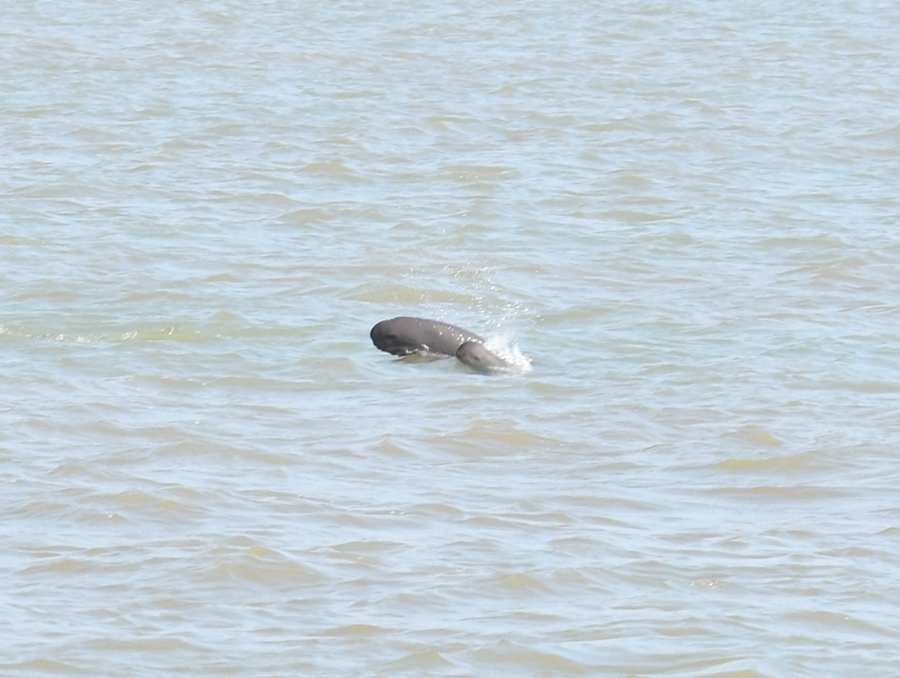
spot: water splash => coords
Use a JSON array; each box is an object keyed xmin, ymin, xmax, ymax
[{"xmin": 483, "ymin": 333, "xmax": 533, "ymax": 373}]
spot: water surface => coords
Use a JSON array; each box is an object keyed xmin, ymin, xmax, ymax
[{"xmin": 3, "ymin": 2, "xmax": 900, "ymax": 676}]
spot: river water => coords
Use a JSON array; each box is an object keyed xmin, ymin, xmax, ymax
[{"xmin": 3, "ymin": 2, "xmax": 900, "ymax": 676}]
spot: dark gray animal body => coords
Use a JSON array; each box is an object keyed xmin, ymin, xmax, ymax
[
  {"xmin": 455, "ymin": 340, "xmax": 515, "ymax": 374},
  {"xmin": 370, "ymin": 317, "xmax": 482, "ymax": 356},
  {"xmin": 370, "ymin": 316, "xmax": 515, "ymax": 374}
]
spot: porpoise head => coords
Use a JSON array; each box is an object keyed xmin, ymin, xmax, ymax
[{"xmin": 370, "ymin": 318, "xmax": 427, "ymax": 356}]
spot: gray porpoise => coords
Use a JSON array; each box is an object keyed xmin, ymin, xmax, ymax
[
  {"xmin": 370, "ymin": 317, "xmax": 483, "ymax": 357},
  {"xmin": 455, "ymin": 340, "xmax": 515, "ymax": 374}
]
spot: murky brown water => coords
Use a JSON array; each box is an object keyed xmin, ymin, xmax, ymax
[{"xmin": 4, "ymin": 2, "xmax": 900, "ymax": 676}]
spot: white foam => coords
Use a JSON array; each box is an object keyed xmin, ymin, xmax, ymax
[{"xmin": 483, "ymin": 334, "xmax": 533, "ymax": 373}]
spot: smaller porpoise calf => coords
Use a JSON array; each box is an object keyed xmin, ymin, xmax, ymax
[{"xmin": 455, "ymin": 340, "xmax": 516, "ymax": 375}]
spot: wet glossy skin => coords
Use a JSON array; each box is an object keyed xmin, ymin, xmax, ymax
[
  {"xmin": 370, "ymin": 317, "xmax": 483, "ymax": 357},
  {"xmin": 455, "ymin": 340, "xmax": 514, "ymax": 374}
]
